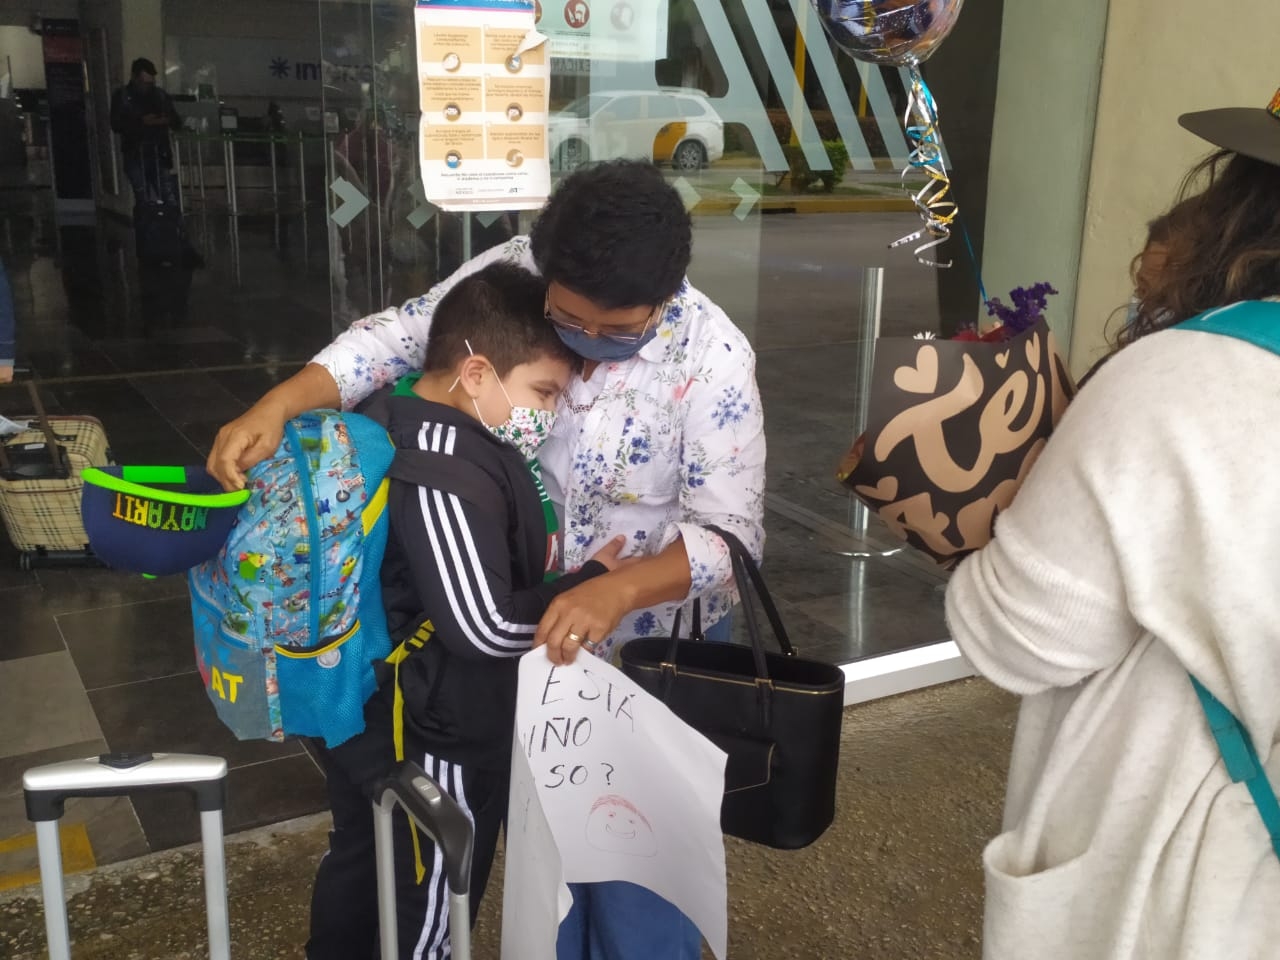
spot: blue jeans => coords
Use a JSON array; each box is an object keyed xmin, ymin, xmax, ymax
[
  {"xmin": 0, "ymin": 257, "xmax": 13, "ymax": 371},
  {"xmin": 556, "ymin": 881, "xmax": 702, "ymax": 960},
  {"xmin": 702, "ymin": 611, "xmax": 732, "ymax": 642}
]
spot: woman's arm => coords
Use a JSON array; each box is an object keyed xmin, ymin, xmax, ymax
[
  {"xmin": 671, "ymin": 330, "xmax": 767, "ymax": 591},
  {"xmin": 534, "ymin": 539, "xmax": 691, "ymax": 664},
  {"xmin": 206, "ymin": 238, "xmax": 531, "ymax": 490},
  {"xmin": 943, "ymin": 331, "xmax": 1262, "ymax": 696},
  {"xmin": 207, "ymin": 362, "xmax": 341, "ymax": 490}
]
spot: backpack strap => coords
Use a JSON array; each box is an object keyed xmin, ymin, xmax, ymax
[
  {"xmin": 386, "ymin": 448, "xmax": 507, "ymax": 518},
  {"xmin": 1189, "ymin": 676, "xmax": 1280, "ymax": 861},
  {"xmin": 1179, "ymin": 302, "xmax": 1280, "ymax": 863},
  {"xmin": 1177, "ymin": 300, "xmax": 1280, "ymax": 352},
  {"xmin": 357, "ymin": 388, "xmax": 394, "ymax": 428}
]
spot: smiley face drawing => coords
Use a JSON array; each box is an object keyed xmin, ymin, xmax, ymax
[{"xmin": 585, "ymin": 794, "xmax": 656, "ymax": 857}]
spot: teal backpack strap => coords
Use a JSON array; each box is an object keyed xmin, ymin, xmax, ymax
[
  {"xmin": 1189, "ymin": 675, "xmax": 1280, "ymax": 861},
  {"xmin": 1177, "ymin": 300, "xmax": 1280, "ymax": 352},
  {"xmin": 1177, "ymin": 303, "xmax": 1280, "ymax": 859}
]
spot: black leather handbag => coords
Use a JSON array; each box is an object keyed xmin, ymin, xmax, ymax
[{"xmin": 619, "ymin": 526, "xmax": 844, "ymax": 849}]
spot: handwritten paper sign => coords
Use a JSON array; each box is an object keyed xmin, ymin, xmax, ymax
[
  {"xmin": 503, "ymin": 647, "xmax": 728, "ymax": 959},
  {"xmin": 415, "ymin": 0, "xmax": 551, "ymax": 212},
  {"xmin": 503, "ymin": 727, "xmax": 573, "ymax": 960}
]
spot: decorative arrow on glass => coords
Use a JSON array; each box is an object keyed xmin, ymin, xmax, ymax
[
  {"xmin": 671, "ymin": 177, "xmax": 701, "ymax": 212},
  {"xmin": 730, "ymin": 179, "xmax": 760, "ymax": 221},
  {"xmin": 329, "ymin": 177, "xmax": 370, "ymax": 228},
  {"xmin": 406, "ymin": 182, "xmax": 435, "ymax": 230}
]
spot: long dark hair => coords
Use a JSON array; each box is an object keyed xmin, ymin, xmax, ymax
[{"xmin": 1118, "ymin": 150, "xmax": 1280, "ymax": 347}]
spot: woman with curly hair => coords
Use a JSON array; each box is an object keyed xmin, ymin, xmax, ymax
[{"xmin": 948, "ymin": 92, "xmax": 1280, "ymax": 959}]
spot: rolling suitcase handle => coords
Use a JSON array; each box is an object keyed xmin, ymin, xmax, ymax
[
  {"xmin": 373, "ymin": 761, "xmax": 475, "ymax": 960},
  {"xmin": 0, "ymin": 379, "xmax": 68, "ymax": 478},
  {"xmin": 23, "ymin": 752, "xmax": 230, "ymax": 960}
]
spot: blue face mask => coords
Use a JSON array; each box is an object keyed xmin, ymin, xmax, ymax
[
  {"xmin": 1124, "ymin": 296, "xmax": 1140, "ymax": 329},
  {"xmin": 555, "ymin": 324, "xmax": 660, "ymax": 363}
]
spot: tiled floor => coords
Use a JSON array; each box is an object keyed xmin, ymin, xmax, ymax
[{"xmin": 0, "ymin": 192, "xmax": 951, "ymax": 873}]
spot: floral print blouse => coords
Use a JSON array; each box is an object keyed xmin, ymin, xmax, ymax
[{"xmin": 312, "ymin": 236, "xmax": 766, "ymax": 658}]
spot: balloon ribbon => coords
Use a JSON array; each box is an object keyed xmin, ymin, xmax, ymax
[{"xmin": 889, "ymin": 66, "xmax": 957, "ymax": 268}]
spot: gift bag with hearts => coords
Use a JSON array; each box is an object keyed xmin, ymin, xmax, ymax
[{"xmin": 836, "ymin": 318, "xmax": 1075, "ymax": 568}]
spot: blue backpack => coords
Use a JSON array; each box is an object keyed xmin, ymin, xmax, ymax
[{"xmin": 188, "ymin": 410, "xmax": 396, "ymax": 747}]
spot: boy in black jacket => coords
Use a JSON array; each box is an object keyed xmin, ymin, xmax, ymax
[{"xmin": 307, "ymin": 263, "xmax": 623, "ymax": 960}]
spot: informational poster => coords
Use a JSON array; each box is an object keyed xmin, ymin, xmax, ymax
[
  {"xmin": 415, "ymin": 0, "xmax": 551, "ymax": 212},
  {"xmin": 533, "ymin": 0, "xmax": 669, "ymax": 62},
  {"xmin": 503, "ymin": 648, "xmax": 728, "ymax": 959}
]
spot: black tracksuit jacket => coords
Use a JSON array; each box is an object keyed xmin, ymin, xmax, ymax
[{"xmin": 374, "ymin": 393, "xmax": 603, "ymax": 771}]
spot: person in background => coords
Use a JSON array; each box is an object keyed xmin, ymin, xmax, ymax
[
  {"xmin": 946, "ymin": 93, "xmax": 1280, "ymax": 958},
  {"xmin": 111, "ymin": 57, "xmax": 182, "ymax": 206},
  {"xmin": 0, "ymin": 257, "xmax": 14, "ymax": 384}
]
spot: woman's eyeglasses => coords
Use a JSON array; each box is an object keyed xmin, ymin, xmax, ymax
[{"xmin": 544, "ymin": 296, "xmax": 663, "ymax": 345}]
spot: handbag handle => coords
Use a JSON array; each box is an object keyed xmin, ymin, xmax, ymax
[
  {"xmin": 660, "ymin": 527, "xmax": 788, "ymax": 670},
  {"xmin": 657, "ymin": 525, "xmax": 793, "ymax": 687},
  {"xmin": 655, "ymin": 540, "xmax": 781, "ymax": 729},
  {"xmin": 705, "ymin": 524, "xmax": 795, "ymax": 659}
]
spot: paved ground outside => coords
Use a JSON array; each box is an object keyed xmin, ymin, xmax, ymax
[{"xmin": 1, "ymin": 678, "xmax": 1018, "ymax": 960}]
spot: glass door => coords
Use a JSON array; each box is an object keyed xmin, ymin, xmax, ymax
[
  {"xmin": 318, "ymin": 0, "xmax": 1003, "ymax": 687},
  {"xmin": 318, "ymin": 1, "xmax": 519, "ymax": 332}
]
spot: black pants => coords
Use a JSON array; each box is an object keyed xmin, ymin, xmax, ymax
[{"xmin": 306, "ymin": 693, "xmax": 508, "ymax": 960}]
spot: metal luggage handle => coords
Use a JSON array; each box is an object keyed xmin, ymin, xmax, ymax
[
  {"xmin": 23, "ymin": 753, "xmax": 230, "ymax": 960},
  {"xmin": 0, "ymin": 379, "xmax": 69, "ymax": 478},
  {"xmin": 373, "ymin": 761, "xmax": 475, "ymax": 960}
]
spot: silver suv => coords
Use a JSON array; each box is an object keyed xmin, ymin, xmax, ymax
[{"xmin": 549, "ymin": 88, "xmax": 725, "ymax": 171}]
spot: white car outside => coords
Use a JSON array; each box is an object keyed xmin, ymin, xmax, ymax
[{"xmin": 548, "ymin": 88, "xmax": 725, "ymax": 172}]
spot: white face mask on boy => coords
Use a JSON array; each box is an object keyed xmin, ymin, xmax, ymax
[{"xmin": 454, "ymin": 340, "xmax": 557, "ymax": 461}]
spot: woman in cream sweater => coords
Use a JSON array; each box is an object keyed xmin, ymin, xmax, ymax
[{"xmin": 947, "ymin": 96, "xmax": 1280, "ymax": 959}]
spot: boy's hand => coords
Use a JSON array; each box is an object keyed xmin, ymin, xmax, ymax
[{"xmin": 587, "ymin": 535, "xmax": 628, "ymax": 571}]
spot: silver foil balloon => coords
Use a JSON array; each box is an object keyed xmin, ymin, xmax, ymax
[
  {"xmin": 812, "ymin": 0, "xmax": 965, "ymax": 67},
  {"xmin": 811, "ymin": 0, "xmax": 966, "ymax": 266}
]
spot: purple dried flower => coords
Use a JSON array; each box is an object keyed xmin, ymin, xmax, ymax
[{"xmin": 984, "ymin": 282, "xmax": 1059, "ymax": 336}]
